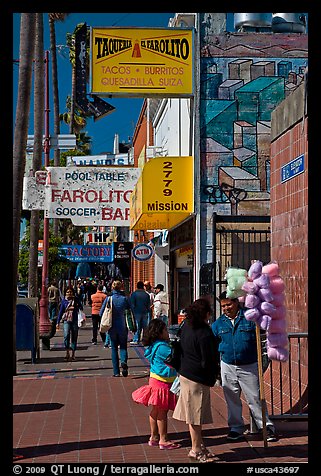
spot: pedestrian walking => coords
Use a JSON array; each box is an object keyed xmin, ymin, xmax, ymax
[
  {"xmin": 56, "ymin": 287, "xmax": 83, "ymax": 362},
  {"xmin": 211, "ymin": 291, "xmax": 278, "ymax": 442},
  {"xmin": 90, "ymin": 284, "xmax": 107, "ymax": 345},
  {"xmin": 172, "ymin": 298, "xmax": 220, "ymax": 463},
  {"xmin": 144, "ymin": 280, "xmax": 155, "ymax": 323},
  {"xmin": 153, "ymin": 284, "xmax": 169, "ymax": 327},
  {"xmin": 132, "ymin": 318, "xmax": 181, "ymax": 450},
  {"xmin": 99, "ymin": 280, "xmax": 131, "ymax": 377},
  {"xmin": 130, "ymin": 281, "xmax": 151, "ymax": 345},
  {"xmin": 47, "ymin": 280, "xmax": 60, "ymax": 322}
]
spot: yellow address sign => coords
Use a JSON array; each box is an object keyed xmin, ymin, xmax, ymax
[{"xmin": 90, "ymin": 27, "xmax": 194, "ymax": 97}]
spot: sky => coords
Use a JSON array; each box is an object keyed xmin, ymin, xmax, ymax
[{"xmin": 13, "ymin": 13, "xmax": 178, "ymax": 156}]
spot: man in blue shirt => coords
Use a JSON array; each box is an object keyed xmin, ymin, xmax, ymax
[
  {"xmin": 130, "ymin": 281, "xmax": 151, "ymax": 345},
  {"xmin": 212, "ymin": 291, "xmax": 277, "ymax": 442}
]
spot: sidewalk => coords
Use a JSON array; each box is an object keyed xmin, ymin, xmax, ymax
[{"xmin": 13, "ymin": 311, "xmax": 308, "ymax": 465}]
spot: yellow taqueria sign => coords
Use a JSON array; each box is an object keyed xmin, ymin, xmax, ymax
[
  {"xmin": 90, "ymin": 27, "xmax": 194, "ymax": 97},
  {"xmin": 130, "ymin": 156, "xmax": 194, "ymax": 230}
]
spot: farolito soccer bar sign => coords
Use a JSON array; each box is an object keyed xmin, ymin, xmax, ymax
[{"xmin": 90, "ymin": 27, "xmax": 194, "ymax": 97}]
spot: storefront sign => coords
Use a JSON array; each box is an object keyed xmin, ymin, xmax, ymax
[
  {"xmin": 132, "ymin": 243, "xmax": 154, "ymax": 261},
  {"xmin": 90, "ymin": 27, "xmax": 194, "ymax": 97},
  {"xmin": 60, "ymin": 245, "xmax": 114, "ymax": 262},
  {"xmin": 23, "ymin": 167, "xmax": 141, "ymax": 226},
  {"xmin": 130, "ymin": 156, "xmax": 194, "ymax": 230}
]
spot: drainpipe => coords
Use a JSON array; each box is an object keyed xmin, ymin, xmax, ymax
[{"xmin": 38, "ymin": 50, "xmax": 56, "ymax": 344}]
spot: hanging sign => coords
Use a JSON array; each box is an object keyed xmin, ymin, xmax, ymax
[
  {"xmin": 90, "ymin": 27, "xmax": 194, "ymax": 97},
  {"xmin": 132, "ymin": 243, "xmax": 154, "ymax": 261}
]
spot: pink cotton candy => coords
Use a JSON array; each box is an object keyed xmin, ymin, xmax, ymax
[
  {"xmin": 253, "ymin": 273, "xmax": 270, "ymax": 289},
  {"xmin": 267, "ymin": 345, "xmax": 289, "ymax": 362},
  {"xmin": 248, "ymin": 261, "xmax": 263, "ymax": 280},
  {"xmin": 242, "ymin": 281, "xmax": 259, "ymax": 294},
  {"xmin": 244, "ymin": 307, "xmax": 262, "ymax": 322},
  {"xmin": 267, "ymin": 332, "xmax": 288, "ymax": 348},
  {"xmin": 272, "ymin": 293, "xmax": 285, "ymax": 306},
  {"xmin": 268, "ymin": 319, "xmax": 287, "ymax": 334},
  {"xmin": 257, "ymin": 287, "xmax": 274, "ymax": 302},
  {"xmin": 272, "ymin": 305, "xmax": 286, "ymax": 320},
  {"xmin": 259, "ymin": 301, "xmax": 277, "ymax": 317},
  {"xmin": 245, "ymin": 294, "xmax": 261, "ymax": 309},
  {"xmin": 259, "ymin": 315, "xmax": 272, "ymax": 331},
  {"xmin": 238, "ymin": 295, "xmax": 246, "ymax": 304},
  {"xmin": 262, "ymin": 262, "xmax": 280, "ymax": 277},
  {"xmin": 269, "ymin": 276, "xmax": 285, "ymax": 294}
]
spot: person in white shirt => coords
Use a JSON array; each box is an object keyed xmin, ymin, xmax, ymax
[{"xmin": 153, "ymin": 284, "xmax": 169, "ymax": 327}]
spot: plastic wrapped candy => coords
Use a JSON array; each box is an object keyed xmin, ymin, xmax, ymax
[
  {"xmin": 226, "ymin": 286, "xmax": 245, "ymax": 299},
  {"xmin": 267, "ymin": 345, "xmax": 289, "ymax": 362},
  {"xmin": 245, "ymin": 293, "xmax": 261, "ymax": 309},
  {"xmin": 253, "ymin": 273, "xmax": 270, "ymax": 289},
  {"xmin": 268, "ymin": 318, "xmax": 287, "ymax": 334},
  {"xmin": 225, "ymin": 267, "xmax": 247, "ymax": 280},
  {"xmin": 262, "ymin": 261, "xmax": 280, "ymax": 278},
  {"xmin": 259, "ymin": 301, "xmax": 277, "ymax": 317},
  {"xmin": 248, "ymin": 260, "xmax": 263, "ymax": 280},
  {"xmin": 266, "ymin": 332, "xmax": 288, "ymax": 348},
  {"xmin": 269, "ymin": 276, "xmax": 285, "ymax": 294},
  {"xmin": 272, "ymin": 305, "xmax": 286, "ymax": 321},
  {"xmin": 244, "ymin": 307, "xmax": 262, "ymax": 322},
  {"xmin": 272, "ymin": 293, "xmax": 285, "ymax": 306},
  {"xmin": 257, "ymin": 287, "xmax": 274, "ymax": 303},
  {"xmin": 259, "ymin": 314, "xmax": 272, "ymax": 331},
  {"xmin": 242, "ymin": 281, "xmax": 259, "ymax": 295}
]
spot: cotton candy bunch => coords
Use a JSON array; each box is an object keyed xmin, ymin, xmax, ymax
[
  {"xmin": 243, "ymin": 260, "xmax": 288, "ymax": 362},
  {"xmin": 225, "ymin": 267, "xmax": 248, "ymax": 299}
]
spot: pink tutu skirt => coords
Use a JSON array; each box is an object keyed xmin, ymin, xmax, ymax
[{"xmin": 132, "ymin": 377, "xmax": 177, "ymax": 411}]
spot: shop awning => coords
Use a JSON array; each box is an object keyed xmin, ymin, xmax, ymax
[{"xmin": 130, "ymin": 156, "xmax": 194, "ymax": 230}]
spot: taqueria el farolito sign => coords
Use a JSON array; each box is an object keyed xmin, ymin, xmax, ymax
[
  {"xmin": 90, "ymin": 27, "xmax": 194, "ymax": 96},
  {"xmin": 130, "ymin": 156, "xmax": 194, "ymax": 231}
]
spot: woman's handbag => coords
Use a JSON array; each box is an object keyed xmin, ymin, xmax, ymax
[
  {"xmin": 61, "ymin": 301, "xmax": 74, "ymax": 322},
  {"xmin": 125, "ymin": 309, "xmax": 137, "ymax": 333},
  {"xmin": 78, "ymin": 309, "xmax": 86, "ymax": 328},
  {"xmin": 100, "ymin": 297, "xmax": 113, "ymax": 333}
]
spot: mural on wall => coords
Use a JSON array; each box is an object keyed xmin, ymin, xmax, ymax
[{"xmin": 200, "ymin": 33, "xmax": 308, "ymax": 218}]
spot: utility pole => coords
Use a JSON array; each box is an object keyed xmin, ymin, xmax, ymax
[{"xmin": 38, "ymin": 50, "xmax": 53, "ymax": 342}]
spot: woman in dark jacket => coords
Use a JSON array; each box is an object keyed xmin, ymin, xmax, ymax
[
  {"xmin": 172, "ymin": 298, "xmax": 220, "ymax": 463},
  {"xmin": 56, "ymin": 286, "xmax": 83, "ymax": 361}
]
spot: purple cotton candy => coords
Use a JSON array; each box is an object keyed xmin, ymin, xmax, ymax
[
  {"xmin": 253, "ymin": 273, "xmax": 270, "ymax": 289},
  {"xmin": 242, "ymin": 281, "xmax": 259, "ymax": 294},
  {"xmin": 273, "ymin": 305, "xmax": 286, "ymax": 320},
  {"xmin": 272, "ymin": 293, "xmax": 285, "ymax": 306},
  {"xmin": 259, "ymin": 315, "xmax": 272, "ymax": 331},
  {"xmin": 244, "ymin": 307, "xmax": 262, "ymax": 322},
  {"xmin": 257, "ymin": 287, "xmax": 274, "ymax": 303},
  {"xmin": 259, "ymin": 301, "xmax": 277, "ymax": 317},
  {"xmin": 248, "ymin": 261, "xmax": 263, "ymax": 280},
  {"xmin": 245, "ymin": 294, "xmax": 261, "ymax": 309},
  {"xmin": 267, "ymin": 332, "xmax": 288, "ymax": 348},
  {"xmin": 267, "ymin": 345, "xmax": 289, "ymax": 362},
  {"xmin": 268, "ymin": 319, "xmax": 287, "ymax": 334}
]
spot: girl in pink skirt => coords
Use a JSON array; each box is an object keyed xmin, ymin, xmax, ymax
[{"xmin": 132, "ymin": 318, "xmax": 181, "ymax": 449}]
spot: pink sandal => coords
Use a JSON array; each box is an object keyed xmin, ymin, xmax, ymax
[
  {"xmin": 148, "ymin": 439, "xmax": 159, "ymax": 447},
  {"xmin": 159, "ymin": 441, "xmax": 181, "ymax": 450}
]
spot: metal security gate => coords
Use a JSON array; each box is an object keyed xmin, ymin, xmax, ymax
[{"xmin": 212, "ymin": 214, "xmax": 271, "ymax": 320}]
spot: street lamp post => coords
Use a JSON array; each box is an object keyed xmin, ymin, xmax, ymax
[{"xmin": 38, "ymin": 50, "xmax": 53, "ymax": 340}]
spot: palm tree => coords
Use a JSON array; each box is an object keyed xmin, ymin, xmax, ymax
[
  {"xmin": 49, "ymin": 13, "xmax": 69, "ymax": 236},
  {"xmin": 13, "ymin": 13, "xmax": 37, "ymax": 375},
  {"xmin": 28, "ymin": 13, "xmax": 44, "ymax": 299}
]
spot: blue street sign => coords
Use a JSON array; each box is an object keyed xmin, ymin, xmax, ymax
[{"xmin": 281, "ymin": 154, "xmax": 305, "ymax": 183}]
